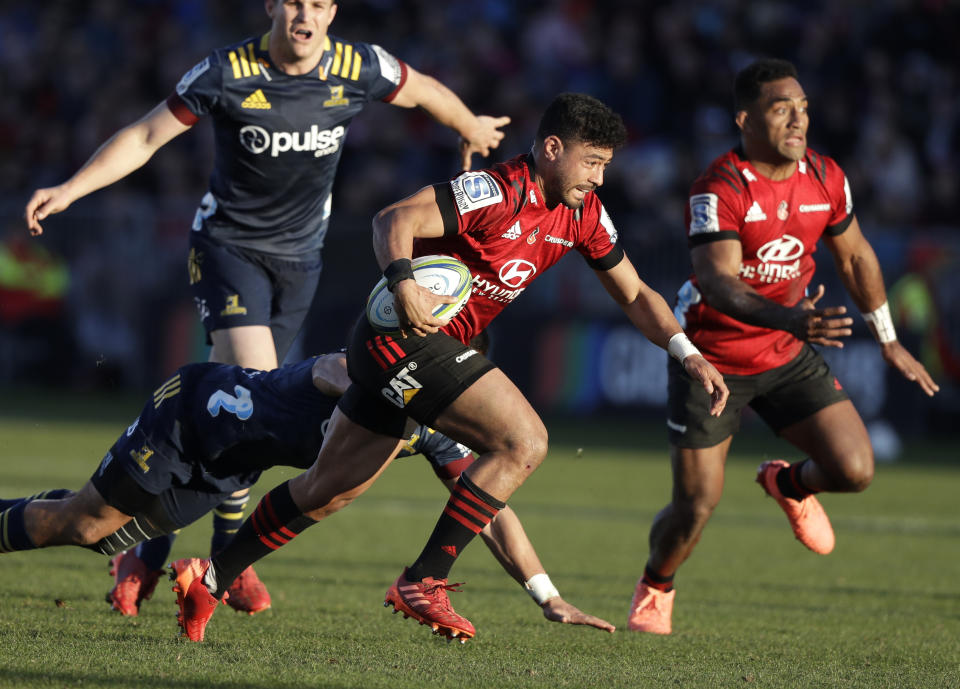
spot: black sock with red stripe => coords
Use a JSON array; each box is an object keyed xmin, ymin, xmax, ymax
[
  {"xmin": 642, "ymin": 565, "xmax": 675, "ymax": 593},
  {"xmin": 775, "ymin": 459, "xmax": 817, "ymax": 500},
  {"xmin": 209, "ymin": 481, "xmax": 314, "ymax": 599},
  {"xmin": 405, "ymin": 473, "xmax": 505, "ymax": 583}
]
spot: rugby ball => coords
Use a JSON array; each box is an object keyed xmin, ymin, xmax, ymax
[{"xmin": 366, "ymin": 255, "xmax": 472, "ymax": 333}]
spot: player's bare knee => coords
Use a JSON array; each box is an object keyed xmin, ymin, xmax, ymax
[
  {"xmin": 674, "ymin": 493, "xmax": 719, "ymax": 531},
  {"xmin": 502, "ymin": 430, "xmax": 548, "ymax": 475},
  {"xmin": 302, "ymin": 489, "xmax": 359, "ymax": 520},
  {"xmin": 837, "ymin": 449, "xmax": 874, "ymax": 492}
]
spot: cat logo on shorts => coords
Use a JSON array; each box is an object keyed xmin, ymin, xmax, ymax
[{"xmin": 382, "ymin": 364, "xmax": 422, "ymax": 409}]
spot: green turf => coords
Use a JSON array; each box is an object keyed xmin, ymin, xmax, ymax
[{"xmin": 0, "ymin": 398, "xmax": 958, "ymax": 689}]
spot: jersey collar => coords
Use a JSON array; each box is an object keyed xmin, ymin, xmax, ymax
[{"xmin": 258, "ymin": 32, "xmax": 333, "ymax": 80}]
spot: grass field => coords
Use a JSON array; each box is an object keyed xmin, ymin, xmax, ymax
[{"xmin": 1, "ymin": 390, "xmax": 958, "ymax": 689}]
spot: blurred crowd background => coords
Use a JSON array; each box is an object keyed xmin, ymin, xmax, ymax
[{"xmin": 2, "ymin": 0, "xmax": 958, "ymax": 442}]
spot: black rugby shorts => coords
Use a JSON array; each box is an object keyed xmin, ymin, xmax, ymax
[
  {"xmin": 667, "ymin": 344, "xmax": 850, "ymax": 448},
  {"xmin": 187, "ymin": 232, "xmax": 322, "ymax": 361},
  {"xmin": 338, "ymin": 315, "xmax": 495, "ymax": 438}
]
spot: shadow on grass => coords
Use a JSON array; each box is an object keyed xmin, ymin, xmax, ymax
[
  {"xmin": 0, "ymin": 669, "xmax": 353, "ymax": 689},
  {"xmin": 750, "ymin": 579, "xmax": 960, "ymax": 604}
]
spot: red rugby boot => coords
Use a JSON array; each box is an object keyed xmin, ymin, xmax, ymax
[
  {"xmin": 225, "ymin": 565, "xmax": 271, "ymax": 615},
  {"xmin": 384, "ymin": 568, "xmax": 475, "ymax": 642},
  {"xmin": 169, "ymin": 558, "xmax": 227, "ymax": 642},
  {"xmin": 106, "ymin": 550, "xmax": 162, "ymax": 617}
]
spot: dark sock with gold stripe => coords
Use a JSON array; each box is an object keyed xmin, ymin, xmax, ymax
[
  {"xmin": 0, "ymin": 502, "xmax": 37, "ymax": 553},
  {"xmin": 405, "ymin": 473, "xmax": 505, "ymax": 583},
  {"xmin": 211, "ymin": 493, "xmax": 250, "ymax": 556},
  {"xmin": 0, "ymin": 489, "xmax": 72, "ymax": 511},
  {"xmin": 209, "ymin": 481, "xmax": 314, "ymax": 599}
]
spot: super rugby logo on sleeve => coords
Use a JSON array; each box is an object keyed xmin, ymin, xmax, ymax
[
  {"xmin": 599, "ymin": 205, "xmax": 619, "ymax": 243},
  {"xmin": 843, "ymin": 175, "xmax": 854, "ymax": 215},
  {"xmin": 451, "ymin": 172, "xmax": 503, "ymax": 214},
  {"xmin": 689, "ymin": 193, "xmax": 720, "ymax": 235},
  {"xmin": 176, "ymin": 57, "xmax": 211, "ymax": 95},
  {"xmin": 372, "ymin": 44, "xmax": 403, "ymax": 85}
]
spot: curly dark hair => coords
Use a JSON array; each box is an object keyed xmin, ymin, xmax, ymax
[
  {"xmin": 535, "ymin": 93, "xmax": 627, "ymax": 150},
  {"xmin": 734, "ymin": 58, "xmax": 800, "ymax": 110}
]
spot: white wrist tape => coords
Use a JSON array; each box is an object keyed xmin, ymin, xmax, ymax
[
  {"xmin": 524, "ymin": 573, "xmax": 560, "ymax": 605},
  {"xmin": 667, "ymin": 332, "xmax": 700, "ymax": 363},
  {"xmin": 862, "ymin": 301, "xmax": 897, "ymax": 344}
]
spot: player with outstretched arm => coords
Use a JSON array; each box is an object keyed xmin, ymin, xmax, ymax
[
  {"xmin": 167, "ymin": 92, "xmax": 728, "ymax": 643},
  {"xmin": 24, "ymin": 0, "xmax": 509, "ymax": 614},
  {"xmin": 0, "ymin": 341, "xmax": 613, "ymax": 634}
]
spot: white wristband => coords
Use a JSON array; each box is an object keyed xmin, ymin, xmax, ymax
[
  {"xmin": 667, "ymin": 332, "xmax": 700, "ymax": 363},
  {"xmin": 862, "ymin": 301, "xmax": 897, "ymax": 344},
  {"xmin": 524, "ymin": 573, "xmax": 560, "ymax": 606}
]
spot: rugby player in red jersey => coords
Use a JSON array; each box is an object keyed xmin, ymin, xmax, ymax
[
  {"xmin": 167, "ymin": 93, "xmax": 729, "ymax": 642},
  {"xmin": 627, "ymin": 58, "xmax": 939, "ymax": 635},
  {"xmin": 24, "ymin": 0, "xmax": 509, "ymax": 614}
]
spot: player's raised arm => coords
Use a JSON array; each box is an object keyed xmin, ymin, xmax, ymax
[
  {"xmin": 371, "ymin": 186, "xmax": 456, "ymax": 337},
  {"xmin": 594, "ymin": 254, "xmax": 728, "ymax": 417},
  {"xmin": 25, "ymin": 102, "xmax": 192, "ymax": 236},
  {"xmin": 823, "ymin": 216, "xmax": 939, "ymax": 396},
  {"xmin": 386, "ymin": 65, "xmax": 510, "ymax": 171},
  {"xmin": 691, "ymin": 237, "xmax": 854, "ymax": 347}
]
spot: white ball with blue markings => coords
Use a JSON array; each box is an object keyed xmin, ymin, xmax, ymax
[{"xmin": 366, "ymin": 255, "xmax": 472, "ymax": 333}]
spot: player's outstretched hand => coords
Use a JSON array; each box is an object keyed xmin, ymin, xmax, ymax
[
  {"xmin": 792, "ymin": 284, "xmax": 853, "ymax": 347},
  {"xmin": 683, "ymin": 355, "xmax": 729, "ymax": 417},
  {"xmin": 880, "ymin": 341, "xmax": 940, "ymax": 397},
  {"xmin": 459, "ymin": 115, "xmax": 511, "ymax": 171},
  {"xmin": 25, "ymin": 184, "xmax": 73, "ymax": 236},
  {"xmin": 392, "ymin": 279, "xmax": 457, "ymax": 338},
  {"xmin": 540, "ymin": 596, "xmax": 616, "ymax": 633}
]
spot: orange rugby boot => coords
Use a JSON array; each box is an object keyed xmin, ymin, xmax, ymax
[
  {"xmin": 756, "ymin": 459, "xmax": 835, "ymax": 554},
  {"xmin": 627, "ymin": 579, "xmax": 675, "ymax": 634}
]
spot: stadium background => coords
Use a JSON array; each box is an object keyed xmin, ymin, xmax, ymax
[{"xmin": 2, "ymin": 0, "xmax": 958, "ymax": 445}]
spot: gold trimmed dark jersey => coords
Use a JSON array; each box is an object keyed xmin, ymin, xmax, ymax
[{"xmin": 167, "ymin": 33, "xmax": 407, "ymax": 258}]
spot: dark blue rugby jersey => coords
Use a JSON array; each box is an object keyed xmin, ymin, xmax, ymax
[
  {"xmin": 167, "ymin": 33, "xmax": 407, "ymax": 258},
  {"xmin": 147, "ymin": 359, "xmax": 336, "ymax": 494},
  {"xmin": 136, "ymin": 359, "xmax": 472, "ymax": 496},
  {"xmin": 398, "ymin": 426, "xmax": 474, "ymax": 480}
]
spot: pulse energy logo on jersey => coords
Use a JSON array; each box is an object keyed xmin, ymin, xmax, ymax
[{"xmin": 239, "ymin": 124, "xmax": 346, "ymax": 158}]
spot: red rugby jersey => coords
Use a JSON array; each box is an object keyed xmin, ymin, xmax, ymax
[
  {"xmin": 676, "ymin": 147, "xmax": 853, "ymax": 375},
  {"xmin": 416, "ymin": 154, "xmax": 623, "ymax": 344}
]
